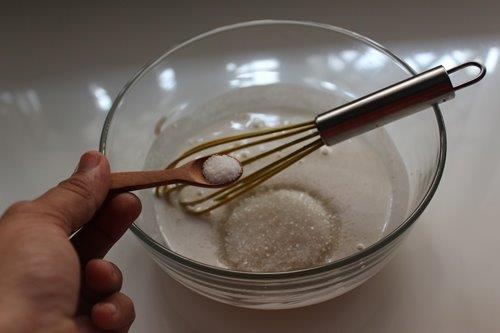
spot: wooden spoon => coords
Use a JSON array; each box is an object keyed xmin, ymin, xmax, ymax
[{"xmin": 110, "ymin": 155, "xmax": 242, "ymax": 192}]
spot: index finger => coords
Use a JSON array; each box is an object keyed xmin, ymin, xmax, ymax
[{"xmin": 71, "ymin": 193, "xmax": 141, "ymax": 265}]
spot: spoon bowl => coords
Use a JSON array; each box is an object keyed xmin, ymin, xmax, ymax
[{"xmin": 110, "ymin": 155, "xmax": 242, "ymax": 192}]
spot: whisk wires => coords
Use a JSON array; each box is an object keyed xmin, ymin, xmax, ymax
[{"xmin": 156, "ymin": 120, "xmax": 323, "ymax": 213}]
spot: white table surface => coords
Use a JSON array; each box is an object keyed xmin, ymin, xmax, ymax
[{"xmin": 2, "ymin": 1, "xmax": 500, "ymax": 332}]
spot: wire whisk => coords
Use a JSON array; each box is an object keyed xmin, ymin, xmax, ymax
[
  {"xmin": 156, "ymin": 61, "xmax": 486, "ymax": 214},
  {"xmin": 157, "ymin": 121, "xmax": 323, "ymax": 214}
]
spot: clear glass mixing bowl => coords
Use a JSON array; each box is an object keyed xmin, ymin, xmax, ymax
[{"xmin": 100, "ymin": 20, "xmax": 446, "ymax": 309}]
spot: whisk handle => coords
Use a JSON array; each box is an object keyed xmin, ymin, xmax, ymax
[{"xmin": 315, "ymin": 62, "xmax": 485, "ymax": 146}]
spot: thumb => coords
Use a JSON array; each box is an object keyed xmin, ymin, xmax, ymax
[{"xmin": 35, "ymin": 151, "xmax": 110, "ymax": 235}]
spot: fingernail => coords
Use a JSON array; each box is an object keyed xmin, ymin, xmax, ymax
[
  {"xmin": 77, "ymin": 151, "xmax": 102, "ymax": 172},
  {"xmin": 109, "ymin": 263, "xmax": 121, "ymax": 281}
]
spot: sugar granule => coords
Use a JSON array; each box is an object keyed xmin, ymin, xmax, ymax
[
  {"xmin": 320, "ymin": 146, "xmax": 332, "ymax": 156},
  {"xmin": 356, "ymin": 243, "xmax": 366, "ymax": 251},
  {"xmin": 221, "ymin": 188, "xmax": 337, "ymax": 272},
  {"xmin": 202, "ymin": 155, "xmax": 242, "ymax": 185}
]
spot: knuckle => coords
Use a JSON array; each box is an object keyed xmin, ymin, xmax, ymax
[
  {"xmin": 59, "ymin": 175, "xmax": 97, "ymax": 208},
  {"xmin": 4, "ymin": 200, "xmax": 35, "ymax": 217}
]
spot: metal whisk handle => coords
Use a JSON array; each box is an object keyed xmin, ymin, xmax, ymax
[{"xmin": 315, "ymin": 61, "xmax": 486, "ymax": 146}]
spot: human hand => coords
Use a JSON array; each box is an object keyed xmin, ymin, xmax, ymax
[{"xmin": 0, "ymin": 151, "xmax": 141, "ymax": 333}]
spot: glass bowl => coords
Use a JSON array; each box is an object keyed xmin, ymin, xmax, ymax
[{"xmin": 100, "ymin": 20, "xmax": 446, "ymax": 309}]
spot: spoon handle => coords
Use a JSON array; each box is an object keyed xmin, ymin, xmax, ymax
[{"xmin": 110, "ymin": 169, "xmax": 185, "ymax": 192}]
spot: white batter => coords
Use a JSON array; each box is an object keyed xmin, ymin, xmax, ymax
[{"xmin": 142, "ymin": 84, "xmax": 410, "ymax": 272}]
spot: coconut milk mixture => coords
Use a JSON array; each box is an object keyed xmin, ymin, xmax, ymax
[{"xmin": 143, "ymin": 85, "xmax": 409, "ymax": 272}]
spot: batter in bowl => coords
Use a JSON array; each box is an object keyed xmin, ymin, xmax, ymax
[{"xmin": 142, "ymin": 85, "xmax": 409, "ymax": 272}]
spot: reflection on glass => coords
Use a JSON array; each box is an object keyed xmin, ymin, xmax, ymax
[
  {"xmin": 431, "ymin": 54, "xmax": 458, "ymax": 69},
  {"xmin": 0, "ymin": 91, "xmax": 41, "ymax": 116},
  {"xmin": 485, "ymin": 46, "xmax": 499, "ymax": 72},
  {"xmin": 451, "ymin": 49, "xmax": 472, "ymax": 63},
  {"xmin": 230, "ymin": 71, "xmax": 279, "ymax": 87},
  {"xmin": 177, "ymin": 102, "xmax": 189, "ymax": 110},
  {"xmin": 158, "ymin": 68, "xmax": 176, "ymax": 91},
  {"xmin": 406, "ymin": 49, "xmax": 477, "ymax": 72},
  {"xmin": 234, "ymin": 59, "xmax": 279, "ymax": 73},
  {"xmin": 89, "ymin": 84, "xmax": 112, "ymax": 112},
  {"xmin": 341, "ymin": 49, "xmax": 359, "ymax": 62},
  {"xmin": 25, "ymin": 89, "xmax": 41, "ymax": 113},
  {"xmin": 229, "ymin": 58, "xmax": 280, "ymax": 87},
  {"xmin": 14, "ymin": 89, "xmax": 41, "ymax": 115},
  {"xmin": 226, "ymin": 62, "xmax": 237, "ymax": 71},
  {"xmin": 414, "ymin": 52, "xmax": 436, "ymax": 67},
  {"xmin": 320, "ymin": 81, "xmax": 337, "ymax": 91},
  {"xmin": 246, "ymin": 113, "xmax": 280, "ymax": 127},
  {"xmin": 343, "ymin": 90, "xmax": 356, "ymax": 99},
  {"xmin": 328, "ymin": 55, "xmax": 345, "ymax": 71},
  {"xmin": 355, "ymin": 48, "xmax": 387, "ymax": 70},
  {"xmin": 304, "ymin": 77, "xmax": 354, "ymax": 99}
]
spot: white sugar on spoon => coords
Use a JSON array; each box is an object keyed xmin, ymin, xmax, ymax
[{"xmin": 202, "ymin": 154, "xmax": 243, "ymax": 185}]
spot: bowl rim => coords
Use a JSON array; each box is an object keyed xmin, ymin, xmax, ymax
[{"xmin": 99, "ymin": 19, "xmax": 446, "ymax": 280}]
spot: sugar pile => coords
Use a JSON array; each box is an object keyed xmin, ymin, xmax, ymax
[
  {"xmin": 220, "ymin": 188, "xmax": 338, "ymax": 272},
  {"xmin": 202, "ymin": 155, "xmax": 242, "ymax": 185}
]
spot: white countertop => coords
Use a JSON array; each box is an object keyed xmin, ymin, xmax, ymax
[{"xmin": 2, "ymin": 1, "xmax": 500, "ymax": 332}]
